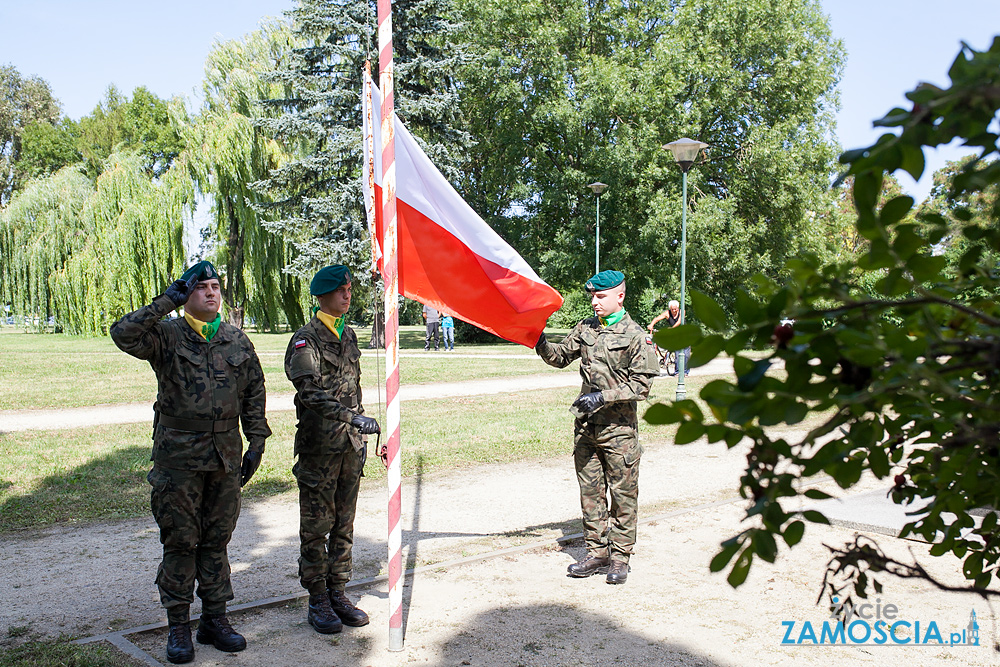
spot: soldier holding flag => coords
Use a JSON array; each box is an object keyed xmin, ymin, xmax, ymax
[{"xmin": 535, "ymin": 270, "xmax": 658, "ymax": 585}]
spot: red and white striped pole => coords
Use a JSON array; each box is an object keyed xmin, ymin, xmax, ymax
[{"xmin": 377, "ymin": 0, "xmax": 404, "ymax": 652}]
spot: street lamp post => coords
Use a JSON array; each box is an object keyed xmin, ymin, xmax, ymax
[
  {"xmin": 662, "ymin": 138, "xmax": 708, "ymax": 401},
  {"xmin": 587, "ymin": 182, "xmax": 608, "ymax": 274}
]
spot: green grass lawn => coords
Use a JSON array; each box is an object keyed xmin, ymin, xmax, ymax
[
  {"xmin": 0, "ymin": 327, "xmax": 572, "ymax": 410},
  {"xmin": 0, "ymin": 381, "xmax": 689, "ymax": 534}
]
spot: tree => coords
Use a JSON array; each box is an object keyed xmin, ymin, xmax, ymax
[
  {"xmin": 254, "ymin": 0, "xmax": 473, "ymax": 317},
  {"xmin": 176, "ymin": 19, "xmax": 306, "ymax": 330},
  {"xmin": 646, "ymin": 37, "xmax": 1000, "ymax": 610},
  {"xmin": 15, "ymin": 117, "xmax": 82, "ymax": 183},
  {"xmin": 919, "ymin": 154, "xmax": 1000, "ymax": 277},
  {"xmin": 0, "ymin": 151, "xmax": 192, "ymax": 334},
  {"xmin": 76, "ymin": 86, "xmax": 185, "ymax": 179},
  {"xmin": 0, "ymin": 65, "xmax": 61, "ymax": 206},
  {"xmin": 456, "ymin": 0, "xmax": 843, "ymax": 314}
]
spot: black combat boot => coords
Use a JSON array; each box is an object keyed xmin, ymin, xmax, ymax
[
  {"xmin": 567, "ymin": 555, "xmax": 610, "ymax": 578},
  {"xmin": 165, "ymin": 623, "xmax": 194, "ymax": 664},
  {"xmin": 329, "ymin": 589, "xmax": 370, "ymax": 627},
  {"xmin": 308, "ymin": 593, "xmax": 343, "ymax": 634},
  {"xmin": 606, "ymin": 560, "xmax": 630, "ymax": 585},
  {"xmin": 196, "ymin": 613, "xmax": 247, "ymax": 652}
]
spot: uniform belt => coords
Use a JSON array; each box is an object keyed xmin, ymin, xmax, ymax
[{"xmin": 157, "ymin": 413, "xmax": 240, "ymax": 433}]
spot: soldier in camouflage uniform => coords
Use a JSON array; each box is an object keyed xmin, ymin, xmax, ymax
[
  {"xmin": 535, "ymin": 270, "xmax": 658, "ymax": 585},
  {"xmin": 284, "ymin": 265, "xmax": 381, "ymax": 634},
  {"xmin": 110, "ymin": 260, "xmax": 270, "ymax": 664}
]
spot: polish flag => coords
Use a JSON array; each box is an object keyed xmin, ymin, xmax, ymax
[{"xmin": 362, "ymin": 72, "xmax": 563, "ymax": 347}]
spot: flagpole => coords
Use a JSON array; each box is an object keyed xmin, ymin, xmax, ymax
[{"xmin": 377, "ymin": 0, "xmax": 404, "ymax": 653}]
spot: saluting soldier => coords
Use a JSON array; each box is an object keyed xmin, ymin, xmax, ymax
[
  {"xmin": 111, "ymin": 260, "xmax": 270, "ymax": 664},
  {"xmin": 284, "ymin": 265, "xmax": 381, "ymax": 635},
  {"xmin": 534, "ymin": 270, "xmax": 658, "ymax": 585}
]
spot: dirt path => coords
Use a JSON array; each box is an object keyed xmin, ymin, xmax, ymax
[{"xmin": 3, "ymin": 433, "xmax": 996, "ymax": 665}]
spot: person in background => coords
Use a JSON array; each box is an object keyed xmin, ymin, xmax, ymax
[
  {"xmin": 648, "ymin": 299, "xmax": 689, "ymax": 375},
  {"xmin": 422, "ymin": 304, "xmax": 440, "ymax": 351},
  {"xmin": 441, "ymin": 312, "xmax": 455, "ymax": 351}
]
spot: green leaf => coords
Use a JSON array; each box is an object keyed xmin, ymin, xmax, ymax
[
  {"xmin": 907, "ymin": 255, "xmax": 946, "ymax": 282},
  {"xmin": 868, "ymin": 444, "xmax": 891, "ymax": 478},
  {"xmin": 734, "ymin": 290, "xmax": 762, "ymax": 324},
  {"xmin": 644, "ymin": 402, "xmax": 683, "ymax": 424},
  {"xmin": 754, "ymin": 530, "xmax": 778, "ymax": 563},
  {"xmin": 705, "ymin": 424, "xmax": 729, "ymax": 443},
  {"xmin": 899, "ymin": 144, "xmax": 925, "ymax": 181},
  {"xmin": 709, "ymin": 539, "xmax": 742, "ymax": 572},
  {"xmin": 783, "ymin": 520, "xmax": 805, "ymax": 547},
  {"xmin": 689, "ymin": 334, "xmax": 726, "ymax": 368},
  {"xmin": 689, "ymin": 289, "xmax": 728, "ymax": 331},
  {"xmin": 804, "ymin": 489, "xmax": 833, "ymax": 500},
  {"xmin": 675, "ymin": 420, "xmax": 706, "ymax": 445},
  {"xmin": 880, "ymin": 196, "xmax": 914, "ymax": 226},
  {"xmin": 737, "ymin": 359, "xmax": 772, "ymax": 392},
  {"xmin": 783, "ymin": 400, "xmax": 808, "ymax": 425},
  {"xmin": 802, "ymin": 510, "xmax": 830, "ymax": 525},
  {"xmin": 652, "ymin": 324, "xmax": 701, "ymax": 351},
  {"xmin": 853, "ymin": 172, "xmax": 882, "ymax": 212},
  {"xmin": 727, "ymin": 549, "xmax": 753, "ymax": 587}
]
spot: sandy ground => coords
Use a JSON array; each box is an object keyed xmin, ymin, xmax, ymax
[
  {"xmin": 1, "ymin": 359, "xmax": 995, "ymax": 665},
  {"xmin": 3, "ymin": 431, "xmax": 996, "ymax": 666}
]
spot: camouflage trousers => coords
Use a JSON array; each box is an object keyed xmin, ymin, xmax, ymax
[
  {"xmin": 573, "ymin": 420, "xmax": 642, "ymax": 564},
  {"xmin": 294, "ymin": 446, "xmax": 363, "ymax": 595},
  {"xmin": 147, "ymin": 465, "xmax": 241, "ymax": 624}
]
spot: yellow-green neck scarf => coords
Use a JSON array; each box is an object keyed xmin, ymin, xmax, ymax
[
  {"xmin": 184, "ymin": 312, "xmax": 221, "ymax": 341},
  {"xmin": 599, "ymin": 309, "xmax": 626, "ymax": 328},
  {"xmin": 316, "ymin": 308, "xmax": 347, "ymax": 339}
]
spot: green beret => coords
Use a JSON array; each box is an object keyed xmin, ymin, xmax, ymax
[
  {"xmin": 585, "ymin": 270, "xmax": 625, "ymax": 292},
  {"xmin": 310, "ymin": 265, "xmax": 352, "ymax": 296},
  {"xmin": 180, "ymin": 260, "xmax": 219, "ymax": 282}
]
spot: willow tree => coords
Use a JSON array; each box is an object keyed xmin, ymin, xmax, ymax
[
  {"xmin": 0, "ymin": 151, "xmax": 192, "ymax": 334},
  {"xmin": 0, "ymin": 166, "xmax": 93, "ymax": 330},
  {"xmin": 177, "ymin": 19, "xmax": 305, "ymax": 329}
]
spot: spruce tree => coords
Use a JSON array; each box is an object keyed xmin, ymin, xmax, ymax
[{"xmin": 254, "ymin": 0, "xmax": 473, "ymax": 313}]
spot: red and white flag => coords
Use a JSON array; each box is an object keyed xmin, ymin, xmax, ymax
[{"xmin": 362, "ymin": 72, "xmax": 563, "ymax": 347}]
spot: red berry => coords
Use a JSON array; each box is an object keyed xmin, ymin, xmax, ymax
[{"xmin": 894, "ymin": 474, "xmax": 906, "ymax": 487}]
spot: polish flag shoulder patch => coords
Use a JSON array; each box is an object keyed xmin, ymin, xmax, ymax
[{"xmin": 294, "ymin": 339, "xmax": 308, "ymax": 349}]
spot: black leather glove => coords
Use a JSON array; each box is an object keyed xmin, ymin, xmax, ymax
[
  {"xmin": 535, "ymin": 332, "xmax": 547, "ymax": 350},
  {"xmin": 164, "ymin": 274, "xmax": 199, "ymax": 308},
  {"xmin": 572, "ymin": 392, "xmax": 605, "ymax": 415},
  {"xmin": 241, "ymin": 449, "xmax": 262, "ymax": 487},
  {"xmin": 351, "ymin": 414, "xmax": 381, "ymax": 435}
]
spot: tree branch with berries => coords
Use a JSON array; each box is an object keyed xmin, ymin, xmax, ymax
[{"xmin": 647, "ymin": 37, "xmax": 1000, "ymax": 605}]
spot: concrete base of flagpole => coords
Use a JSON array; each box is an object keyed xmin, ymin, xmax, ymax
[{"xmin": 388, "ymin": 627, "xmax": 404, "ymax": 651}]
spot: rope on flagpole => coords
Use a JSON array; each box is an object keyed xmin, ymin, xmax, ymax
[{"xmin": 377, "ymin": 0, "xmax": 404, "ymax": 652}]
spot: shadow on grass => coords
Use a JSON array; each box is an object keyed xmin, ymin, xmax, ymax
[{"xmin": 0, "ymin": 445, "xmax": 152, "ymax": 533}]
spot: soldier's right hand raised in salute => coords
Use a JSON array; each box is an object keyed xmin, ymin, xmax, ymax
[{"xmin": 164, "ymin": 274, "xmax": 200, "ymax": 308}]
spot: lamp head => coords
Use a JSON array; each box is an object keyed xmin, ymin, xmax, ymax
[
  {"xmin": 663, "ymin": 138, "xmax": 709, "ymax": 173},
  {"xmin": 586, "ymin": 181, "xmax": 609, "ymax": 195}
]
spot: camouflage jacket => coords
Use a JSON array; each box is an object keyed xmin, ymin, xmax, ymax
[
  {"xmin": 536, "ymin": 312, "xmax": 658, "ymax": 426},
  {"xmin": 110, "ymin": 295, "xmax": 271, "ymax": 472},
  {"xmin": 284, "ymin": 316, "xmax": 366, "ymax": 458}
]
